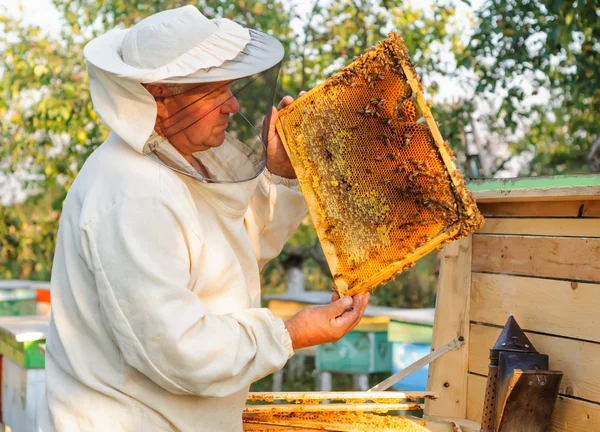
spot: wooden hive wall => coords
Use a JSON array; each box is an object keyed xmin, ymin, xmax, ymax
[{"xmin": 426, "ymin": 191, "xmax": 600, "ymax": 431}]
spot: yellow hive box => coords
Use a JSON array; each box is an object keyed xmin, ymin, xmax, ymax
[{"xmin": 275, "ymin": 32, "xmax": 483, "ymax": 297}]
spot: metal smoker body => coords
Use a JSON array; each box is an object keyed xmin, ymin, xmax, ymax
[{"xmin": 480, "ymin": 316, "xmax": 562, "ymax": 432}]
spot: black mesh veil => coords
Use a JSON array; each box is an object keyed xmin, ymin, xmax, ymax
[{"xmin": 142, "ymin": 62, "xmax": 281, "ymax": 183}]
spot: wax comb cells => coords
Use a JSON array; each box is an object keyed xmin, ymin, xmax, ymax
[{"xmin": 275, "ymin": 32, "xmax": 483, "ymax": 297}]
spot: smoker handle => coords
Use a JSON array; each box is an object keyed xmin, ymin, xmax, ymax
[{"xmin": 368, "ymin": 335, "xmax": 465, "ymax": 392}]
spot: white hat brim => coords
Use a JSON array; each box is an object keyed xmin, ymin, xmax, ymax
[{"xmin": 83, "ymin": 19, "xmax": 284, "ymax": 84}]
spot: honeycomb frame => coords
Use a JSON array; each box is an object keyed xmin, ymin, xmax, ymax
[{"xmin": 275, "ymin": 32, "xmax": 483, "ymax": 297}]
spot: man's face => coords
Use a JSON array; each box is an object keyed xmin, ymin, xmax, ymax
[{"xmin": 157, "ymin": 81, "xmax": 240, "ymax": 153}]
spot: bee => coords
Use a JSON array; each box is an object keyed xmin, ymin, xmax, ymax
[
  {"xmin": 382, "ymin": 178, "xmax": 391, "ymax": 185},
  {"xmin": 347, "ymin": 279, "xmax": 360, "ymax": 290},
  {"xmin": 374, "ymin": 155, "xmax": 383, "ymax": 161},
  {"xmin": 381, "ymin": 134, "xmax": 391, "ymax": 146}
]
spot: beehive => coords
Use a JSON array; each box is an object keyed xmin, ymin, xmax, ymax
[
  {"xmin": 244, "ymin": 391, "xmax": 456, "ymax": 431},
  {"xmin": 275, "ymin": 32, "xmax": 483, "ymax": 296}
]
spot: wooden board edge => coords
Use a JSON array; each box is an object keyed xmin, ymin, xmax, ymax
[
  {"xmin": 425, "ymin": 237, "xmax": 472, "ymax": 418},
  {"xmin": 475, "ymin": 217, "xmax": 600, "ymax": 237}
]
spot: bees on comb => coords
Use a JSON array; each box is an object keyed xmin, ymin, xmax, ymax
[{"xmin": 274, "ymin": 31, "xmax": 484, "ymax": 296}]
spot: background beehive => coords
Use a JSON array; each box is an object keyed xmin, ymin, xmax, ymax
[{"xmin": 276, "ymin": 32, "xmax": 483, "ymax": 297}]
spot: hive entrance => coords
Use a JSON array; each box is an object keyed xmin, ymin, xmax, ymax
[{"xmin": 276, "ymin": 32, "xmax": 483, "ymax": 296}]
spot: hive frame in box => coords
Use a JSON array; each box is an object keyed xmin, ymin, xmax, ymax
[
  {"xmin": 275, "ymin": 32, "xmax": 482, "ymax": 296},
  {"xmin": 243, "ymin": 391, "xmax": 458, "ymax": 431}
]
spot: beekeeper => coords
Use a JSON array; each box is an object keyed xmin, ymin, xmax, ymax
[{"xmin": 45, "ymin": 5, "xmax": 369, "ymax": 432}]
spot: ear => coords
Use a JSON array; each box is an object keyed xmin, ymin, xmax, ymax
[
  {"xmin": 143, "ymin": 83, "xmax": 170, "ymax": 117},
  {"xmin": 143, "ymin": 83, "xmax": 170, "ymax": 98}
]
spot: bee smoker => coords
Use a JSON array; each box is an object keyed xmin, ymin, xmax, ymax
[{"xmin": 480, "ymin": 316, "xmax": 562, "ymax": 432}]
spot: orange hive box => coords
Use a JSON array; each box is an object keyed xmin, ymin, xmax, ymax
[{"xmin": 275, "ymin": 32, "xmax": 484, "ymax": 296}]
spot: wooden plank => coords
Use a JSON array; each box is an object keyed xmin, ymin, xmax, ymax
[
  {"xmin": 469, "ymin": 324, "xmax": 600, "ymax": 404},
  {"xmin": 244, "ymin": 403, "xmax": 424, "ymax": 413},
  {"xmin": 477, "ymin": 218, "xmax": 600, "ymax": 237},
  {"xmin": 247, "ymin": 391, "xmax": 436, "ymax": 403},
  {"xmin": 472, "ymin": 235, "xmax": 600, "ymax": 282},
  {"xmin": 424, "ymin": 416, "xmax": 480, "ymax": 432},
  {"xmin": 425, "ymin": 237, "xmax": 472, "ymax": 418},
  {"xmin": 466, "ymin": 374, "xmax": 600, "ymax": 431},
  {"xmin": 471, "ymin": 273, "xmax": 600, "ymax": 342},
  {"xmin": 466, "ymin": 374, "xmax": 485, "ymax": 423},
  {"xmin": 474, "ymin": 187, "xmax": 600, "ymax": 202},
  {"xmin": 551, "ymin": 395, "xmax": 600, "ymax": 431},
  {"xmin": 477, "ymin": 200, "xmax": 600, "ymax": 218},
  {"xmin": 469, "ymin": 175, "xmax": 600, "ymax": 202}
]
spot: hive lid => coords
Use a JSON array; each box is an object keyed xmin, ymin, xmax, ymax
[{"xmin": 275, "ymin": 32, "xmax": 483, "ymax": 296}]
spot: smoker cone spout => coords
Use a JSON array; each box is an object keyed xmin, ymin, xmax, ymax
[{"xmin": 480, "ymin": 316, "xmax": 562, "ymax": 432}]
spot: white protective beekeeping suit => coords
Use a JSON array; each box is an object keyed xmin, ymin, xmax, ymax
[{"xmin": 45, "ymin": 6, "xmax": 307, "ymax": 431}]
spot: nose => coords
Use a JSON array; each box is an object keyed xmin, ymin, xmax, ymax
[{"xmin": 221, "ymin": 94, "xmax": 240, "ymax": 114}]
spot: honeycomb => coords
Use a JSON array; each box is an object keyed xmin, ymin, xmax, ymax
[
  {"xmin": 243, "ymin": 411, "xmax": 446, "ymax": 432},
  {"xmin": 275, "ymin": 32, "xmax": 483, "ymax": 296}
]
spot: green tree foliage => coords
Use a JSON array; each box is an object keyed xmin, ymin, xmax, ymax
[
  {"xmin": 1, "ymin": 1, "xmax": 465, "ymax": 307},
  {"xmin": 2, "ymin": 0, "xmax": 595, "ymax": 307},
  {"xmin": 463, "ymin": 0, "xmax": 599, "ymax": 175}
]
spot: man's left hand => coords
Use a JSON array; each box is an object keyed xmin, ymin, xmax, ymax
[{"xmin": 265, "ymin": 92, "xmax": 306, "ymax": 179}]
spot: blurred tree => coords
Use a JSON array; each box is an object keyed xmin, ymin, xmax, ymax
[
  {"xmin": 0, "ymin": 0, "xmax": 491, "ymax": 309},
  {"xmin": 463, "ymin": 0, "xmax": 600, "ymax": 175},
  {"xmin": 0, "ymin": 0, "xmax": 295, "ymax": 279}
]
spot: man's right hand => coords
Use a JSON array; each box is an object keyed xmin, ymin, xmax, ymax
[{"xmin": 284, "ymin": 292, "xmax": 370, "ymax": 350}]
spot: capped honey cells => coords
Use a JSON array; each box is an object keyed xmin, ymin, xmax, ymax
[{"xmin": 275, "ymin": 32, "xmax": 484, "ymax": 297}]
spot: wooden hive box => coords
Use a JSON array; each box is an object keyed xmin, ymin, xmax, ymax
[{"xmin": 424, "ymin": 174, "xmax": 600, "ymax": 431}]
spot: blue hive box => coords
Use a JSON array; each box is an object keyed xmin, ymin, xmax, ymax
[{"xmin": 386, "ymin": 309, "xmax": 434, "ymax": 391}]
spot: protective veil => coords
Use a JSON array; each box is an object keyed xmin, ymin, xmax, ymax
[{"xmin": 83, "ymin": 6, "xmax": 284, "ymax": 183}]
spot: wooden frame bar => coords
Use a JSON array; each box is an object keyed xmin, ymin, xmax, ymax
[{"xmin": 425, "ymin": 236, "xmax": 472, "ymax": 418}]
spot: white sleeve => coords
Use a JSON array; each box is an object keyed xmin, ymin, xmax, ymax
[
  {"xmin": 245, "ymin": 170, "xmax": 308, "ymax": 269},
  {"xmin": 83, "ymin": 196, "xmax": 293, "ymax": 397}
]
